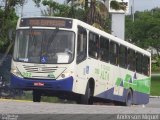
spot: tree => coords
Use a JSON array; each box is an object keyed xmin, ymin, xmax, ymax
[
  {"xmin": 33, "ymin": 0, "xmax": 85, "ymax": 20},
  {"xmin": 0, "ymin": 0, "xmax": 26, "ymax": 65},
  {"xmin": 0, "ymin": 0, "xmax": 27, "ymax": 49},
  {"xmin": 41, "ymin": 0, "xmax": 74, "ymax": 17},
  {"xmin": 147, "ymin": 25, "xmax": 160, "ymax": 57},
  {"xmin": 67, "ymin": 0, "xmax": 108, "ymax": 30},
  {"xmin": 125, "ymin": 8, "xmax": 160, "ymax": 51}
]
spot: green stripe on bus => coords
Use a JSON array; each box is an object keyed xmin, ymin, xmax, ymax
[
  {"xmin": 115, "ymin": 78, "xmax": 122, "ymax": 86},
  {"xmin": 116, "ymin": 74, "xmax": 151, "ymax": 94}
]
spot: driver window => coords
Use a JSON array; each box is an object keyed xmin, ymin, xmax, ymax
[{"xmin": 76, "ymin": 26, "xmax": 87, "ymax": 64}]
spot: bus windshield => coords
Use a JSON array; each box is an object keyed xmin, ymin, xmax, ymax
[{"xmin": 13, "ymin": 29, "xmax": 75, "ymax": 64}]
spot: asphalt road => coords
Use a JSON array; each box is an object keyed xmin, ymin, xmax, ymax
[
  {"xmin": 0, "ymin": 98, "xmax": 160, "ymax": 114},
  {"xmin": 0, "ymin": 98, "xmax": 160, "ymax": 120}
]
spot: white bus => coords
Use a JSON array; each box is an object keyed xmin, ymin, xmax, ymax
[{"xmin": 11, "ymin": 17, "xmax": 151, "ymax": 106}]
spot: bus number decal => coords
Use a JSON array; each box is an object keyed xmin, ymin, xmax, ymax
[
  {"xmin": 22, "ymin": 72, "xmax": 32, "ymax": 78},
  {"xmin": 48, "ymin": 73, "xmax": 55, "ymax": 78}
]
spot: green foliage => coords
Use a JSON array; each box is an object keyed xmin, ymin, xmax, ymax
[
  {"xmin": 0, "ymin": 8, "xmax": 18, "ymax": 52},
  {"xmin": 39, "ymin": 0, "xmax": 85, "ymax": 20},
  {"xmin": 67, "ymin": 0, "xmax": 109, "ymax": 29},
  {"xmin": 41, "ymin": 96, "xmax": 60, "ymax": 103},
  {"xmin": 152, "ymin": 56, "xmax": 160, "ymax": 72},
  {"xmin": 110, "ymin": 1, "xmax": 126, "ymax": 11},
  {"xmin": 151, "ymin": 75, "xmax": 160, "ymax": 96},
  {"xmin": 0, "ymin": 0, "xmax": 22, "ymax": 53},
  {"xmin": 125, "ymin": 8, "xmax": 160, "ymax": 51},
  {"xmin": 152, "ymin": 64, "xmax": 160, "ymax": 72},
  {"xmin": 15, "ymin": 91, "xmax": 69, "ymax": 103}
]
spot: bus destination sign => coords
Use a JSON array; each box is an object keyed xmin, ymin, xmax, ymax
[{"xmin": 20, "ymin": 18, "xmax": 73, "ymax": 28}]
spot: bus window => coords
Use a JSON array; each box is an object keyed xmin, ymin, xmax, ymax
[
  {"xmin": 143, "ymin": 56, "xmax": 150, "ymax": 76},
  {"xmin": 119, "ymin": 45, "xmax": 127, "ymax": 68},
  {"xmin": 100, "ymin": 36, "xmax": 109, "ymax": 62},
  {"xmin": 136, "ymin": 52, "xmax": 142, "ymax": 73},
  {"xmin": 110, "ymin": 41, "xmax": 119, "ymax": 65},
  {"xmin": 89, "ymin": 32, "xmax": 99, "ymax": 59},
  {"xmin": 76, "ymin": 26, "xmax": 87, "ymax": 64},
  {"xmin": 128, "ymin": 49, "xmax": 136, "ymax": 71}
]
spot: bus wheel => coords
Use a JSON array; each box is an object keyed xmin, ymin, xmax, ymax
[
  {"xmin": 80, "ymin": 83, "xmax": 93, "ymax": 105},
  {"xmin": 125, "ymin": 89, "xmax": 133, "ymax": 106},
  {"xmin": 33, "ymin": 90, "xmax": 41, "ymax": 102}
]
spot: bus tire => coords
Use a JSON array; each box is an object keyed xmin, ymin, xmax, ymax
[
  {"xmin": 80, "ymin": 83, "xmax": 93, "ymax": 105},
  {"xmin": 125, "ymin": 89, "xmax": 133, "ymax": 106},
  {"xmin": 33, "ymin": 90, "xmax": 41, "ymax": 102}
]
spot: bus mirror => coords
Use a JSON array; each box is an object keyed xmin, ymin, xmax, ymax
[{"xmin": 8, "ymin": 28, "xmax": 15, "ymax": 41}]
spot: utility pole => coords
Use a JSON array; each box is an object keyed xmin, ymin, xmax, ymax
[
  {"xmin": 21, "ymin": 4, "xmax": 24, "ymax": 17},
  {"xmin": 132, "ymin": 0, "xmax": 135, "ymax": 22}
]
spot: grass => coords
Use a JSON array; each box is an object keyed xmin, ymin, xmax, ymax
[
  {"xmin": 14, "ymin": 91, "xmax": 75, "ymax": 103},
  {"xmin": 14, "ymin": 91, "xmax": 60, "ymax": 103},
  {"xmin": 151, "ymin": 75, "xmax": 160, "ymax": 96}
]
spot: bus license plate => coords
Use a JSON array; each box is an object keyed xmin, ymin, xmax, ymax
[{"xmin": 34, "ymin": 82, "xmax": 44, "ymax": 86}]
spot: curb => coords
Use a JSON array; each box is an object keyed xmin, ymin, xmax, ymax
[
  {"xmin": 0, "ymin": 98, "xmax": 32, "ymax": 102},
  {"xmin": 150, "ymin": 96, "xmax": 160, "ymax": 98},
  {"xmin": 151, "ymin": 74, "xmax": 160, "ymax": 76}
]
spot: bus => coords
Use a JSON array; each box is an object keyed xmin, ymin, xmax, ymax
[{"xmin": 10, "ymin": 17, "xmax": 151, "ymax": 106}]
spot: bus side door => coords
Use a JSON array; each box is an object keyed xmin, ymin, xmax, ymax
[{"xmin": 74, "ymin": 26, "xmax": 88, "ymax": 94}]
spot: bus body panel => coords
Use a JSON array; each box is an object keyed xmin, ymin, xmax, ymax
[
  {"xmin": 10, "ymin": 73, "xmax": 74, "ymax": 92},
  {"xmin": 73, "ymin": 60, "xmax": 89, "ymax": 95},
  {"xmin": 78, "ymin": 57, "xmax": 150, "ymax": 104}
]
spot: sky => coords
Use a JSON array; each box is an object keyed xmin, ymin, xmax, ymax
[{"xmin": 16, "ymin": 0, "xmax": 160, "ymax": 17}]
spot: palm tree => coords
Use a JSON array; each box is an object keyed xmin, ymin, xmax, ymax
[
  {"xmin": 87, "ymin": 0, "xmax": 108, "ymax": 26},
  {"xmin": 67, "ymin": 0, "xmax": 108, "ymax": 30}
]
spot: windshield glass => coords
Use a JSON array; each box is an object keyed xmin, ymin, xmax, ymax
[{"xmin": 13, "ymin": 29, "xmax": 75, "ymax": 64}]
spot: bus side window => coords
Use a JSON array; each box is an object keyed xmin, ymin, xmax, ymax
[
  {"xmin": 136, "ymin": 52, "xmax": 142, "ymax": 73},
  {"xmin": 128, "ymin": 49, "xmax": 136, "ymax": 71},
  {"xmin": 89, "ymin": 32, "xmax": 99, "ymax": 59},
  {"xmin": 119, "ymin": 45, "xmax": 127, "ymax": 68},
  {"xmin": 142, "ymin": 56, "xmax": 150, "ymax": 76},
  {"xmin": 110, "ymin": 41, "xmax": 119, "ymax": 65},
  {"xmin": 76, "ymin": 26, "xmax": 87, "ymax": 64},
  {"xmin": 100, "ymin": 36, "xmax": 109, "ymax": 62}
]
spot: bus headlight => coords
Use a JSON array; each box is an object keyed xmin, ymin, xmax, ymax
[
  {"xmin": 61, "ymin": 71, "xmax": 73, "ymax": 79},
  {"xmin": 11, "ymin": 67, "xmax": 23, "ymax": 78}
]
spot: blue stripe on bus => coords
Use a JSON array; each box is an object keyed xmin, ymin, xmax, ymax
[
  {"xmin": 10, "ymin": 74, "xmax": 73, "ymax": 92},
  {"xmin": 95, "ymin": 88, "xmax": 149, "ymax": 105},
  {"xmin": 133, "ymin": 91, "xmax": 149, "ymax": 105}
]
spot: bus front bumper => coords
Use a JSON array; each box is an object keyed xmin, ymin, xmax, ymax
[{"xmin": 10, "ymin": 74, "xmax": 73, "ymax": 92}]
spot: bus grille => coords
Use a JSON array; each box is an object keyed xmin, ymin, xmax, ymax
[{"xmin": 23, "ymin": 65, "xmax": 58, "ymax": 73}]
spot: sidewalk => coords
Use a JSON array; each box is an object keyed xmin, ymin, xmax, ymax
[
  {"xmin": 151, "ymin": 73, "xmax": 160, "ymax": 76},
  {"xmin": 150, "ymin": 96, "xmax": 160, "ymax": 98}
]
